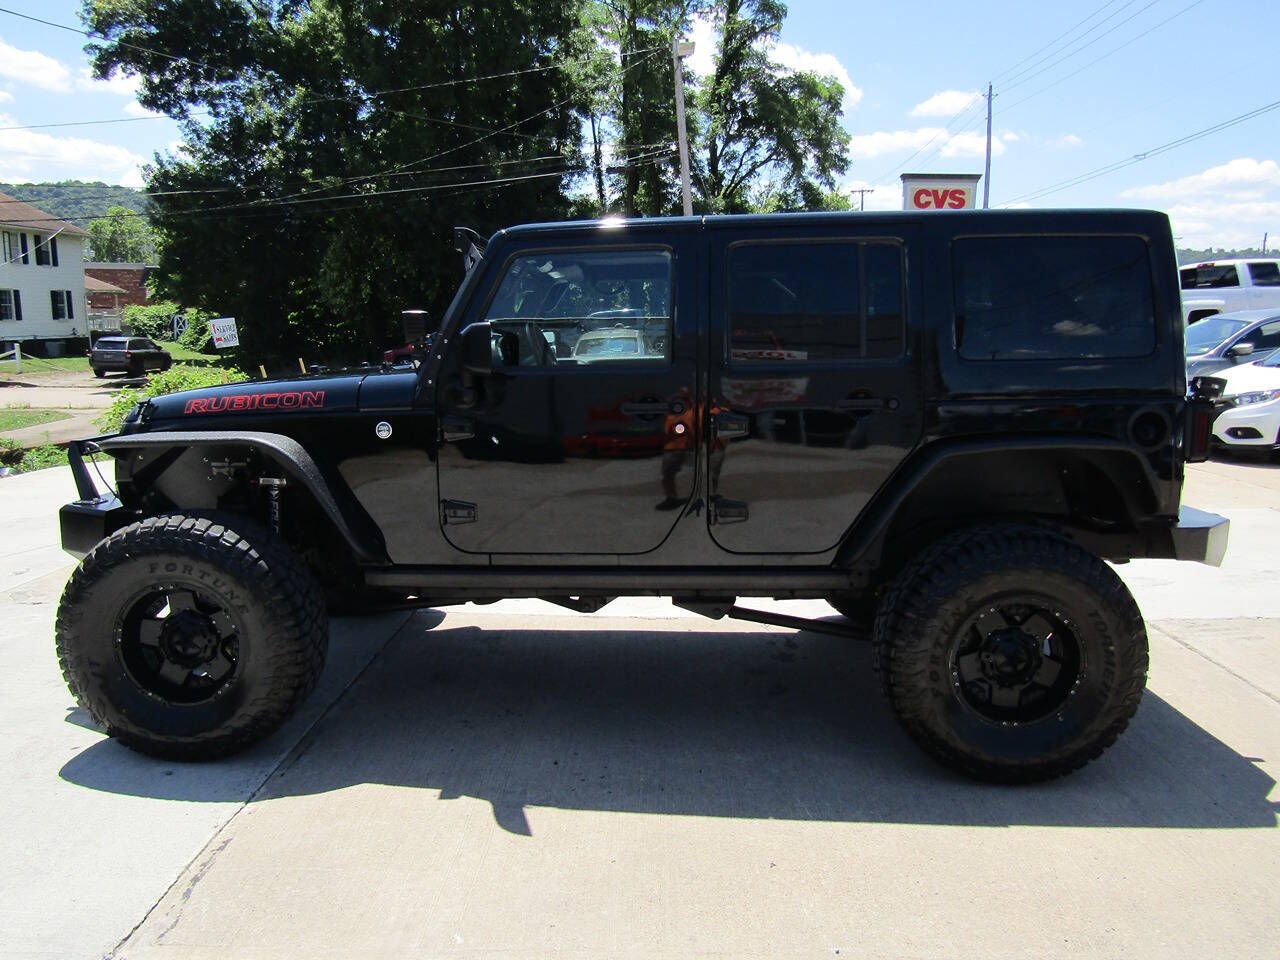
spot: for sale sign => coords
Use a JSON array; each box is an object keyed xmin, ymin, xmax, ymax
[
  {"xmin": 900, "ymin": 173, "xmax": 982, "ymax": 210},
  {"xmin": 210, "ymin": 317, "xmax": 239, "ymax": 349}
]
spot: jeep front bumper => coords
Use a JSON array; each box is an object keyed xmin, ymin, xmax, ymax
[
  {"xmin": 1170, "ymin": 506, "xmax": 1230, "ymax": 567},
  {"xmin": 59, "ymin": 440, "xmax": 134, "ymax": 558}
]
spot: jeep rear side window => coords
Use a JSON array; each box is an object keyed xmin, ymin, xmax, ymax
[
  {"xmin": 483, "ymin": 249, "xmax": 671, "ymax": 366},
  {"xmin": 727, "ymin": 241, "xmax": 904, "ymax": 362},
  {"xmin": 954, "ymin": 236, "xmax": 1155, "ymax": 361},
  {"xmin": 1180, "ymin": 264, "xmax": 1240, "ymax": 288}
]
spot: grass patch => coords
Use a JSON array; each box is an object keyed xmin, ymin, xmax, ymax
[
  {"xmin": 0, "ymin": 356, "xmax": 90, "ymax": 378},
  {"xmin": 0, "ymin": 439, "xmax": 108, "ymax": 475},
  {"xmin": 0, "ymin": 408, "xmax": 72, "ymax": 432}
]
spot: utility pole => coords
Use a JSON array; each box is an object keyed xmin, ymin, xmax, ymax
[
  {"xmin": 1263, "ymin": 232, "xmax": 1269, "ymax": 254},
  {"xmin": 673, "ymin": 37, "xmax": 695, "ymax": 217},
  {"xmin": 850, "ymin": 188, "xmax": 874, "ymax": 211},
  {"xmin": 982, "ymin": 82, "xmax": 994, "ymax": 209}
]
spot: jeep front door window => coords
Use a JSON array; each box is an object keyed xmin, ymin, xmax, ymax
[{"xmin": 483, "ymin": 249, "xmax": 672, "ymax": 364}]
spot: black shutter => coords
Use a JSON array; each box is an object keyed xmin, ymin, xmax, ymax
[
  {"xmin": 50, "ymin": 237, "xmax": 58, "ymax": 267},
  {"xmin": 66, "ymin": 290, "xmax": 73, "ymax": 319},
  {"xmin": 50, "ymin": 290, "xmax": 60, "ymax": 318},
  {"xmin": 13, "ymin": 290, "xmax": 21, "ymax": 322},
  {"xmin": 19, "ymin": 233, "xmax": 28, "ymax": 264}
]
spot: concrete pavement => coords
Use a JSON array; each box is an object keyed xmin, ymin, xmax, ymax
[{"xmin": 0, "ymin": 461, "xmax": 1276, "ymax": 959}]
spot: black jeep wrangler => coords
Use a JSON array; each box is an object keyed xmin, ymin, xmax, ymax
[{"xmin": 56, "ymin": 210, "xmax": 1228, "ymax": 782}]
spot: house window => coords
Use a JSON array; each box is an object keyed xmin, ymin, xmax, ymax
[
  {"xmin": 34, "ymin": 233, "xmax": 51, "ymax": 266},
  {"xmin": 50, "ymin": 289, "xmax": 74, "ymax": 320},
  {"xmin": 0, "ymin": 290, "xmax": 16, "ymax": 321}
]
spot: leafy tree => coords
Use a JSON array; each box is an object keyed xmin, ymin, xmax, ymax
[
  {"xmin": 0, "ymin": 181, "xmax": 146, "ymax": 221},
  {"xmin": 87, "ymin": 205, "xmax": 156, "ymax": 261},
  {"xmin": 82, "ymin": 0, "xmax": 591, "ymax": 361},
  {"xmin": 693, "ymin": 0, "xmax": 849, "ymax": 213}
]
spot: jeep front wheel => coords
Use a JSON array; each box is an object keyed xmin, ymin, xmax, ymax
[
  {"xmin": 875, "ymin": 526, "xmax": 1148, "ymax": 783},
  {"xmin": 56, "ymin": 514, "xmax": 328, "ymax": 760}
]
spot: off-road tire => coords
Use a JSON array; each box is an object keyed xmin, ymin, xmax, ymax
[
  {"xmin": 56, "ymin": 514, "xmax": 328, "ymax": 760},
  {"xmin": 91, "ymin": 367, "xmax": 105, "ymax": 378},
  {"xmin": 874, "ymin": 525, "xmax": 1148, "ymax": 783}
]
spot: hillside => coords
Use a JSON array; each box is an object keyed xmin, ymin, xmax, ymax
[{"xmin": 0, "ymin": 180, "xmax": 148, "ymax": 222}]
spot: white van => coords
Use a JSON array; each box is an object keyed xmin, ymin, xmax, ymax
[{"xmin": 1181, "ymin": 258, "xmax": 1280, "ymax": 325}]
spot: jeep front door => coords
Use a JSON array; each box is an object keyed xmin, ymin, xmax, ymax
[
  {"xmin": 435, "ymin": 238, "xmax": 700, "ymax": 555},
  {"xmin": 706, "ymin": 226, "xmax": 923, "ymax": 554}
]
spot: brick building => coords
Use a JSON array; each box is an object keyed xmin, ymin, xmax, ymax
[{"xmin": 84, "ymin": 262, "xmax": 154, "ymax": 310}]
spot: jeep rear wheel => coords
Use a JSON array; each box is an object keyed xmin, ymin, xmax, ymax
[
  {"xmin": 56, "ymin": 514, "xmax": 328, "ymax": 760},
  {"xmin": 874, "ymin": 526, "xmax": 1147, "ymax": 783}
]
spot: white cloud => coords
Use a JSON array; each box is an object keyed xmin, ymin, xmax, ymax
[
  {"xmin": 847, "ymin": 127, "xmax": 1004, "ymax": 160},
  {"xmin": 0, "ymin": 38, "xmax": 73, "ymax": 92},
  {"xmin": 76, "ymin": 67, "xmax": 141, "ymax": 97},
  {"xmin": 0, "ymin": 112, "xmax": 145, "ymax": 186},
  {"xmin": 772, "ymin": 42, "xmax": 862, "ymax": 113},
  {"xmin": 839, "ymin": 178, "xmax": 903, "ymax": 211},
  {"xmin": 1000, "ymin": 131, "xmax": 1020, "ymax": 143},
  {"xmin": 1050, "ymin": 133, "xmax": 1082, "ymax": 148},
  {"xmin": 1121, "ymin": 157, "xmax": 1280, "ymax": 202},
  {"xmin": 123, "ymin": 100, "xmax": 161, "ymax": 118},
  {"xmin": 910, "ymin": 89, "xmax": 979, "ymax": 118},
  {"xmin": 0, "ymin": 90, "xmax": 12, "ymax": 104},
  {"xmin": 683, "ymin": 15, "xmax": 862, "ymax": 114},
  {"xmin": 1119, "ymin": 159, "xmax": 1280, "ymax": 248}
]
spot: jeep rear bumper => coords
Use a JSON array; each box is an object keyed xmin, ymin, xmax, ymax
[{"xmin": 1170, "ymin": 506, "xmax": 1230, "ymax": 566}]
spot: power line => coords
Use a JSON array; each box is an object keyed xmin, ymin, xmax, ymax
[
  {"xmin": 989, "ymin": 0, "xmax": 1128, "ymax": 83},
  {"xmin": 1002, "ymin": 98, "xmax": 1280, "ymax": 205},
  {"xmin": 999, "ymin": 0, "xmax": 1207, "ymax": 115}
]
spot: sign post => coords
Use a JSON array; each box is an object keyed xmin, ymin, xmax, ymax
[
  {"xmin": 209, "ymin": 317, "xmax": 239, "ymax": 349},
  {"xmin": 900, "ymin": 173, "xmax": 982, "ymax": 211}
]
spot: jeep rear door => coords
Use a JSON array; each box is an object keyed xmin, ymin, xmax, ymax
[
  {"xmin": 434, "ymin": 229, "xmax": 701, "ymax": 555},
  {"xmin": 705, "ymin": 222, "xmax": 924, "ymax": 554}
]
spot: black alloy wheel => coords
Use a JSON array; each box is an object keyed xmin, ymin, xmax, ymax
[
  {"xmin": 950, "ymin": 599, "xmax": 1082, "ymax": 725},
  {"xmin": 117, "ymin": 585, "xmax": 243, "ymax": 705}
]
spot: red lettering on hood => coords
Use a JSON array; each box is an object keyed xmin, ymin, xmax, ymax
[{"xmin": 183, "ymin": 390, "xmax": 326, "ymax": 415}]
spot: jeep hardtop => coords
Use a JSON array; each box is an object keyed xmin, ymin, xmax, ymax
[{"xmin": 55, "ymin": 209, "xmax": 1228, "ymax": 782}]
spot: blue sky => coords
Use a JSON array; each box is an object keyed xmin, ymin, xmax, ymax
[{"xmin": 0, "ymin": 0, "xmax": 1276, "ymax": 248}]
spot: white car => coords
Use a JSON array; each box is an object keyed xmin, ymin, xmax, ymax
[{"xmin": 1210, "ymin": 347, "xmax": 1280, "ymax": 453}]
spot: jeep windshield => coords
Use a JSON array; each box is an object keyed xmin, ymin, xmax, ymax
[{"xmin": 1186, "ymin": 316, "xmax": 1248, "ymax": 355}]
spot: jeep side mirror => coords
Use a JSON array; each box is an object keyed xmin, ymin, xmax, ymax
[
  {"xmin": 1227, "ymin": 342, "xmax": 1255, "ymax": 359},
  {"xmin": 459, "ymin": 321, "xmax": 493, "ymax": 375}
]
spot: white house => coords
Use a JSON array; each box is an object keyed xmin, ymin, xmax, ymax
[{"xmin": 0, "ymin": 191, "xmax": 90, "ymax": 356}]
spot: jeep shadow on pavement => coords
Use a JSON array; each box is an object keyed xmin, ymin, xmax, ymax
[{"xmin": 55, "ymin": 210, "xmax": 1230, "ymax": 783}]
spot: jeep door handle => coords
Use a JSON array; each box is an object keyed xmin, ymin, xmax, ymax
[
  {"xmin": 837, "ymin": 397, "xmax": 898, "ymax": 412},
  {"xmin": 621, "ymin": 401, "xmax": 681, "ymax": 416}
]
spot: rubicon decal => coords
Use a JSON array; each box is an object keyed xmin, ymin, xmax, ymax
[{"xmin": 184, "ymin": 390, "xmax": 326, "ymax": 414}]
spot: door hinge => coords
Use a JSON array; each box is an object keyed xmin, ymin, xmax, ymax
[
  {"xmin": 441, "ymin": 416, "xmax": 475, "ymax": 442},
  {"xmin": 441, "ymin": 499, "xmax": 477, "ymax": 524},
  {"xmin": 710, "ymin": 496, "xmax": 749, "ymax": 524}
]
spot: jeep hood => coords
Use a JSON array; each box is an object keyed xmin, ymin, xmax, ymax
[{"xmin": 140, "ymin": 370, "xmax": 418, "ymax": 424}]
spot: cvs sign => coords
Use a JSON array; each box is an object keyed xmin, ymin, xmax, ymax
[{"xmin": 900, "ymin": 173, "xmax": 981, "ymax": 211}]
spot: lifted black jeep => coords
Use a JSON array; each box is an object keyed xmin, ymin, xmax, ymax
[{"xmin": 56, "ymin": 210, "xmax": 1228, "ymax": 782}]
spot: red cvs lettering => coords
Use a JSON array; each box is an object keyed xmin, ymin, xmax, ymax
[{"xmin": 912, "ymin": 188, "xmax": 968, "ymax": 209}]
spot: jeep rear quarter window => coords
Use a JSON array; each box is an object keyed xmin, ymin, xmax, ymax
[
  {"xmin": 482, "ymin": 248, "xmax": 672, "ymax": 365},
  {"xmin": 954, "ymin": 235, "xmax": 1156, "ymax": 361},
  {"xmin": 727, "ymin": 240, "xmax": 904, "ymax": 362}
]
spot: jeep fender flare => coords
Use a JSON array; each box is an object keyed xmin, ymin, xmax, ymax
[
  {"xmin": 97, "ymin": 430, "xmax": 387, "ymax": 564},
  {"xmin": 834, "ymin": 434, "xmax": 1165, "ymax": 572}
]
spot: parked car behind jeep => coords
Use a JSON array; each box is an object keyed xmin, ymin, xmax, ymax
[
  {"xmin": 1185, "ymin": 309, "xmax": 1280, "ymax": 378},
  {"xmin": 89, "ymin": 336, "xmax": 172, "ymax": 378}
]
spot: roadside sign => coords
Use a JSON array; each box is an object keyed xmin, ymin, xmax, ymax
[
  {"xmin": 210, "ymin": 317, "xmax": 239, "ymax": 349},
  {"xmin": 900, "ymin": 173, "xmax": 982, "ymax": 210}
]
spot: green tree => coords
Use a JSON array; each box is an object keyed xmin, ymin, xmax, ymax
[
  {"xmin": 87, "ymin": 205, "xmax": 156, "ymax": 261},
  {"xmin": 82, "ymin": 0, "xmax": 591, "ymax": 361},
  {"xmin": 693, "ymin": 0, "xmax": 850, "ymax": 213}
]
